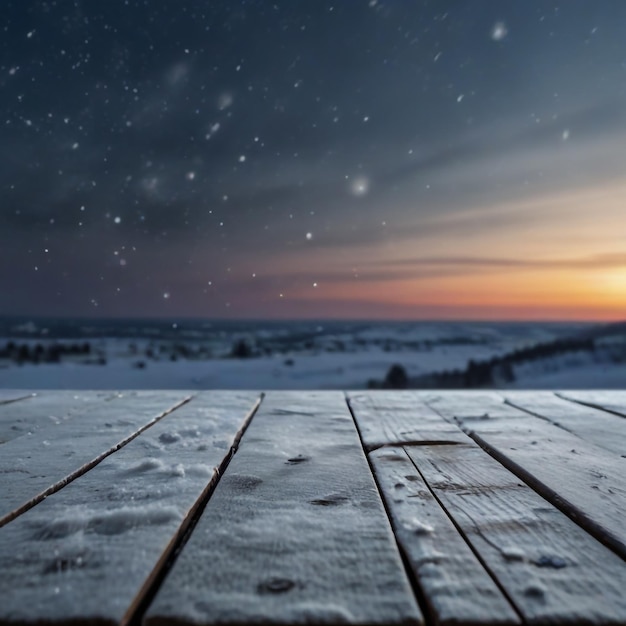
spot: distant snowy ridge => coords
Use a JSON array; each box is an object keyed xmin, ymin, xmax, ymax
[
  {"xmin": 371, "ymin": 321, "xmax": 626, "ymax": 390},
  {"xmin": 0, "ymin": 319, "xmax": 622, "ymax": 390}
]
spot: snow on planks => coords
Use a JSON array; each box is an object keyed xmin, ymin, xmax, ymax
[
  {"xmin": 558, "ymin": 390, "xmax": 626, "ymax": 418},
  {"xmin": 348, "ymin": 392, "xmax": 469, "ymax": 450},
  {"xmin": 405, "ymin": 443, "xmax": 626, "ymax": 624},
  {"xmin": 0, "ymin": 391, "xmax": 259, "ymax": 626},
  {"xmin": 425, "ymin": 392, "xmax": 626, "ymax": 560},
  {"xmin": 349, "ymin": 392, "xmax": 626, "ymax": 624},
  {"xmin": 505, "ymin": 391, "xmax": 626, "ymax": 457},
  {"xmin": 348, "ymin": 392, "xmax": 519, "ymax": 625},
  {"xmin": 0, "ymin": 390, "xmax": 35, "ymax": 405},
  {"xmin": 145, "ymin": 391, "xmax": 423, "ymax": 626},
  {"xmin": 0, "ymin": 390, "xmax": 192, "ymax": 526},
  {"xmin": 369, "ymin": 446, "xmax": 520, "ymax": 625},
  {"xmin": 0, "ymin": 390, "xmax": 119, "ymax": 444}
]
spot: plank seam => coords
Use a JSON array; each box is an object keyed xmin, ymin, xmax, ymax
[
  {"xmin": 402, "ymin": 447, "xmax": 526, "ymax": 625},
  {"xmin": 121, "ymin": 393, "xmax": 265, "ymax": 626},
  {"xmin": 554, "ymin": 392, "xmax": 626, "ymax": 419},
  {"xmin": 423, "ymin": 398, "xmax": 626, "ymax": 562},
  {"xmin": 0, "ymin": 393, "xmax": 36, "ymax": 406},
  {"xmin": 464, "ymin": 430, "xmax": 626, "ymax": 562},
  {"xmin": 345, "ymin": 394, "xmax": 434, "ymax": 626},
  {"xmin": 0, "ymin": 395, "xmax": 195, "ymax": 529},
  {"xmin": 366, "ymin": 440, "xmax": 466, "ymax": 453},
  {"xmin": 503, "ymin": 394, "xmax": 626, "ymax": 457},
  {"xmin": 503, "ymin": 396, "xmax": 582, "ymax": 438}
]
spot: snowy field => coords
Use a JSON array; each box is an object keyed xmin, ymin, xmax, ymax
[{"xmin": 0, "ymin": 318, "xmax": 624, "ymax": 390}]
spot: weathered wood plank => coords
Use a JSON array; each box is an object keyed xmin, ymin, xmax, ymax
[
  {"xmin": 505, "ymin": 391, "xmax": 626, "ymax": 457},
  {"xmin": 558, "ymin": 391, "xmax": 626, "ymax": 418},
  {"xmin": 0, "ymin": 390, "xmax": 35, "ymax": 405},
  {"xmin": 145, "ymin": 391, "xmax": 423, "ymax": 626},
  {"xmin": 0, "ymin": 391, "xmax": 193, "ymax": 527},
  {"xmin": 0, "ymin": 390, "xmax": 119, "ymax": 444},
  {"xmin": 347, "ymin": 391, "xmax": 469, "ymax": 450},
  {"xmin": 424, "ymin": 392, "xmax": 626, "ymax": 559},
  {"xmin": 406, "ymin": 443, "xmax": 626, "ymax": 624},
  {"xmin": 0, "ymin": 392, "xmax": 260, "ymax": 626},
  {"xmin": 370, "ymin": 446, "xmax": 520, "ymax": 625}
]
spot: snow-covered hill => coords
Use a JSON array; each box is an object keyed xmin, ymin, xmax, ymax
[{"xmin": 0, "ymin": 318, "xmax": 623, "ymax": 390}]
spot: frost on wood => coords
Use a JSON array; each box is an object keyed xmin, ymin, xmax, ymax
[
  {"xmin": 0, "ymin": 391, "xmax": 258, "ymax": 625},
  {"xmin": 425, "ymin": 392, "xmax": 626, "ymax": 559},
  {"xmin": 0, "ymin": 390, "xmax": 119, "ymax": 444},
  {"xmin": 370, "ymin": 446, "xmax": 519, "ymax": 625},
  {"xmin": 0, "ymin": 391, "xmax": 192, "ymax": 525},
  {"xmin": 505, "ymin": 391, "xmax": 626, "ymax": 456},
  {"xmin": 145, "ymin": 391, "xmax": 423, "ymax": 626},
  {"xmin": 405, "ymin": 443, "xmax": 626, "ymax": 623},
  {"xmin": 348, "ymin": 391, "xmax": 469, "ymax": 450}
]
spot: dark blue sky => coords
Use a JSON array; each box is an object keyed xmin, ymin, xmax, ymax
[{"xmin": 2, "ymin": 1, "xmax": 626, "ymax": 320}]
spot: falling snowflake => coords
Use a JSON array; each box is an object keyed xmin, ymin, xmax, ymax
[
  {"xmin": 218, "ymin": 92, "xmax": 234, "ymax": 110},
  {"xmin": 205, "ymin": 122, "xmax": 221, "ymax": 140},
  {"xmin": 562, "ymin": 129, "xmax": 570, "ymax": 141},
  {"xmin": 186, "ymin": 171, "xmax": 196, "ymax": 180},
  {"xmin": 114, "ymin": 216, "xmax": 121, "ymax": 224},
  {"xmin": 491, "ymin": 21, "xmax": 508, "ymax": 41},
  {"xmin": 350, "ymin": 176, "xmax": 370, "ymax": 196}
]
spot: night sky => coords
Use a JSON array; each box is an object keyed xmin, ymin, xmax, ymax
[{"xmin": 2, "ymin": 1, "xmax": 626, "ymax": 321}]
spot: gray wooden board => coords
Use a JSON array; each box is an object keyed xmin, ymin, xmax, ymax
[
  {"xmin": 424, "ymin": 392, "xmax": 626, "ymax": 559},
  {"xmin": 505, "ymin": 391, "xmax": 626, "ymax": 457},
  {"xmin": 369, "ymin": 446, "xmax": 520, "ymax": 626},
  {"xmin": 347, "ymin": 391, "xmax": 469, "ymax": 450},
  {"xmin": 0, "ymin": 390, "xmax": 35, "ymax": 405},
  {"xmin": 0, "ymin": 390, "xmax": 120, "ymax": 444},
  {"xmin": 0, "ymin": 390, "xmax": 192, "ymax": 526},
  {"xmin": 145, "ymin": 391, "xmax": 424, "ymax": 626},
  {"xmin": 0, "ymin": 391, "xmax": 259, "ymax": 626},
  {"xmin": 558, "ymin": 391, "xmax": 626, "ymax": 418},
  {"xmin": 405, "ymin": 444, "xmax": 626, "ymax": 624}
]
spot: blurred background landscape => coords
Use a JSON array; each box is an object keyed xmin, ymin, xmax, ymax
[{"xmin": 1, "ymin": 317, "xmax": 624, "ymax": 390}]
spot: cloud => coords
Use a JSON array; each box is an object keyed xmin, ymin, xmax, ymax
[{"xmin": 380, "ymin": 252, "xmax": 626, "ymax": 272}]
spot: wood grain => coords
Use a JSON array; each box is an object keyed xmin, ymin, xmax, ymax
[
  {"xmin": 0, "ymin": 390, "xmax": 192, "ymax": 526},
  {"xmin": 558, "ymin": 391, "xmax": 626, "ymax": 418},
  {"xmin": 406, "ymin": 443, "xmax": 626, "ymax": 624},
  {"xmin": 505, "ymin": 391, "xmax": 626, "ymax": 457},
  {"xmin": 425, "ymin": 392, "xmax": 626, "ymax": 559},
  {"xmin": 145, "ymin": 391, "xmax": 423, "ymax": 626},
  {"xmin": 347, "ymin": 391, "xmax": 469, "ymax": 450},
  {"xmin": 370, "ymin": 445, "xmax": 520, "ymax": 625},
  {"xmin": 0, "ymin": 391, "xmax": 260, "ymax": 626}
]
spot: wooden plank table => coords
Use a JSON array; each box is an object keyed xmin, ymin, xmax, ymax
[{"xmin": 0, "ymin": 390, "xmax": 624, "ymax": 626}]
